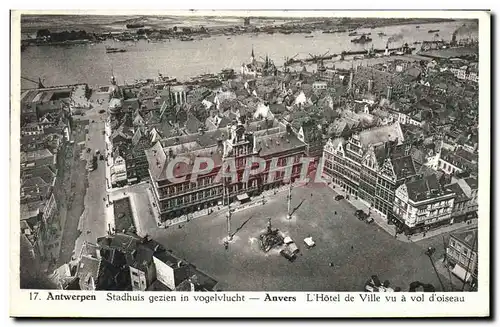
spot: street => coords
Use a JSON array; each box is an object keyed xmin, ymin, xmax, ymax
[
  {"xmin": 135, "ymin": 183, "xmax": 460, "ymax": 291},
  {"xmin": 69, "ymin": 93, "xmax": 111, "ymax": 260}
]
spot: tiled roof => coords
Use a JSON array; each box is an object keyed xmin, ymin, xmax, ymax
[
  {"xmin": 20, "ymin": 201, "xmax": 43, "ymax": 221},
  {"xmin": 358, "ymin": 122, "xmax": 403, "ymax": 148},
  {"xmin": 405, "ymin": 174, "xmax": 451, "ymax": 202},
  {"xmin": 451, "ymin": 228, "xmax": 478, "ymax": 250},
  {"xmin": 391, "ymin": 155, "xmax": 417, "ymax": 181},
  {"xmin": 76, "ymin": 255, "xmax": 101, "ymax": 291},
  {"xmin": 21, "ymin": 148, "xmax": 54, "ymax": 163},
  {"xmin": 185, "ymin": 114, "xmax": 202, "ymax": 134},
  {"xmin": 446, "ymin": 183, "xmax": 469, "ymax": 203},
  {"xmin": 96, "ymin": 233, "xmax": 139, "ymax": 253},
  {"xmin": 464, "ymin": 177, "xmax": 478, "ymax": 190},
  {"xmin": 255, "ymin": 130, "xmax": 305, "ymax": 157}
]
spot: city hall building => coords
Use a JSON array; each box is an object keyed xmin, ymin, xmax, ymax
[{"xmin": 146, "ymin": 118, "xmax": 307, "ymax": 221}]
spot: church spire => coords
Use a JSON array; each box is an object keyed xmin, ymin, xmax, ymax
[{"xmin": 251, "ymin": 45, "xmax": 255, "ymax": 63}]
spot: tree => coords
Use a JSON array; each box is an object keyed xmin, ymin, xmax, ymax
[{"xmin": 173, "ymin": 26, "xmax": 178, "ymax": 32}]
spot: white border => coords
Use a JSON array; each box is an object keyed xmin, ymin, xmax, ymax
[{"xmin": 9, "ymin": 10, "xmax": 491, "ymax": 318}]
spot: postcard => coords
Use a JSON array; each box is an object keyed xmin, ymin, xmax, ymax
[{"xmin": 10, "ymin": 9, "xmax": 490, "ymax": 318}]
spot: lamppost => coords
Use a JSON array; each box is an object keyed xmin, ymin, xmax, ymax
[
  {"xmin": 425, "ymin": 246, "xmax": 446, "ymax": 291},
  {"xmin": 225, "ymin": 177, "xmax": 233, "ymax": 242},
  {"xmin": 286, "ymin": 182, "xmax": 292, "ymax": 220}
]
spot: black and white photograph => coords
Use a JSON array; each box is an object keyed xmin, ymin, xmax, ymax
[{"xmin": 10, "ymin": 10, "xmax": 490, "ymax": 318}]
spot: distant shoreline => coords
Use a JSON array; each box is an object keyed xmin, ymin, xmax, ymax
[{"xmin": 20, "ymin": 16, "xmax": 457, "ymax": 40}]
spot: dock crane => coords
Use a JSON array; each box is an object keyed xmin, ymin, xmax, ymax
[
  {"xmin": 308, "ymin": 50, "xmax": 330, "ymax": 63},
  {"xmin": 284, "ymin": 53, "xmax": 299, "ymax": 68},
  {"xmin": 21, "ymin": 76, "xmax": 45, "ymax": 89},
  {"xmin": 309, "ymin": 51, "xmax": 330, "ymax": 74}
]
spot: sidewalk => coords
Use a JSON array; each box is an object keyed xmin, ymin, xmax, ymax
[
  {"xmin": 433, "ymin": 256, "xmax": 473, "ymax": 291},
  {"xmin": 148, "ymin": 181, "xmax": 306, "ymax": 228},
  {"xmin": 324, "ymin": 180, "xmax": 476, "ymax": 243},
  {"xmin": 104, "ymin": 120, "xmax": 113, "ymax": 191}
]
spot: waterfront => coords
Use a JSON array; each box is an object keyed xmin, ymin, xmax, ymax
[{"xmin": 21, "ymin": 20, "xmax": 473, "ymax": 89}]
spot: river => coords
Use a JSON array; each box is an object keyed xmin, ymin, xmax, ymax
[{"xmin": 21, "ymin": 20, "xmax": 476, "ymax": 89}]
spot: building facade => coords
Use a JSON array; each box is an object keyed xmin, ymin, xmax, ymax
[
  {"xmin": 322, "ymin": 122, "xmax": 417, "ymax": 220},
  {"xmin": 147, "ymin": 119, "xmax": 307, "ymax": 221},
  {"xmin": 446, "ymin": 228, "xmax": 478, "ymax": 286},
  {"xmin": 393, "ymin": 174, "xmax": 456, "ymax": 234}
]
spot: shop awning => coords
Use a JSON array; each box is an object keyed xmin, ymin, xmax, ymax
[
  {"xmin": 467, "ymin": 211, "xmax": 478, "ymax": 219},
  {"xmin": 236, "ymin": 193, "xmax": 249, "ymax": 201},
  {"xmin": 452, "ymin": 264, "xmax": 471, "ymax": 282}
]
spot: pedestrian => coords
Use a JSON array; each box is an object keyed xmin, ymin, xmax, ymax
[
  {"xmin": 329, "ymin": 262, "xmax": 333, "ymax": 267},
  {"xmin": 351, "ymin": 245, "xmax": 353, "ymax": 250}
]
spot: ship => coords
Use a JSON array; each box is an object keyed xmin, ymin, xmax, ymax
[
  {"xmin": 180, "ymin": 36, "xmax": 194, "ymax": 42},
  {"xmin": 305, "ymin": 35, "xmax": 314, "ymax": 38},
  {"xmin": 106, "ymin": 47, "xmax": 127, "ymax": 53},
  {"xmin": 348, "ymin": 31, "xmax": 358, "ymax": 36},
  {"xmin": 416, "ymin": 26, "xmax": 420, "ymax": 28},
  {"xmin": 428, "ymin": 29, "xmax": 440, "ymax": 33},
  {"xmin": 377, "ymin": 32, "xmax": 386, "ymax": 37},
  {"xmin": 351, "ymin": 35, "xmax": 372, "ymax": 44},
  {"xmin": 126, "ymin": 23, "xmax": 145, "ymax": 29}
]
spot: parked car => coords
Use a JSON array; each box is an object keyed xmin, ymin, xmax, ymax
[
  {"xmin": 99, "ymin": 109, "xmax": 106, "ymax": 114},
  {"xmin": 304, "ymin": 237, "xmax": 316, "ymax": 248},
  {"xmin": 86, "ymin": 148, "xmax": 91, "ymax": 153},
  {"xmin": 280, "ymin": 248, "xmax": 297, "ymax": 262},
  {"xmin": 288, "ymin": 242, "xmax": 299, "ymax": 255},
  {"xmin": 335, "ymin": 195, "xmax": 345, "ymax": 201},
  {"xmin": 99, "ymin": 154, "xmax": 104, "ymax": 161},
  {"xmin": 365, "ymin": 217, "xmax": 374, "ymax": 224},
  {"xmin": 355, "ymin": 209, "xmax": 367, "ymax": 220}
]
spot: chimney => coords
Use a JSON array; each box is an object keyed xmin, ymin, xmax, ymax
[
  {"xmin": 348, "ymin": 69, "xmax": 354, "ymax": 91},
  {"xmin": 367, "ymin": 79, "xmax": 373, "ymax": 93},
  {"xmin": 217, "ymin": 138, "xmax": 223, "ymax": 149},
  {"xmin": 387, "ymin": 86, "xmax": 393, "ymax": 100}
]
